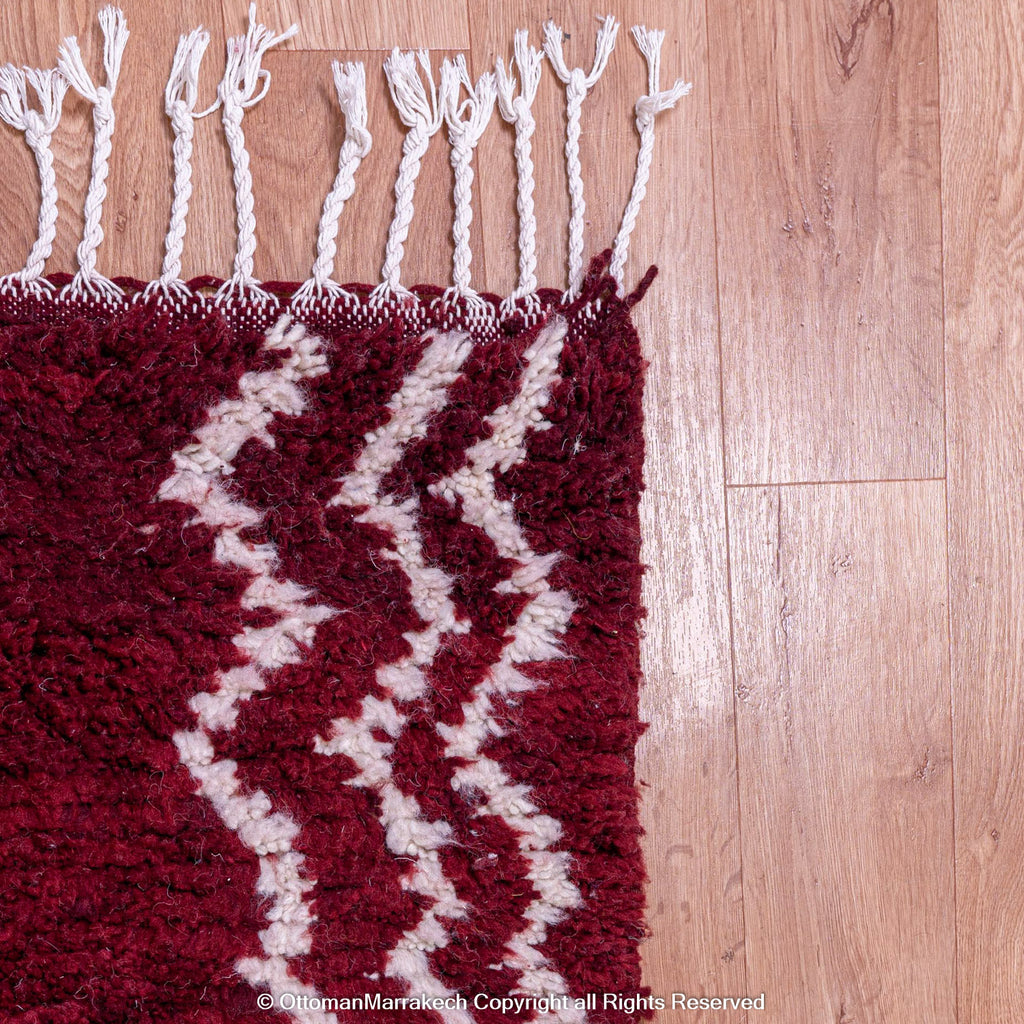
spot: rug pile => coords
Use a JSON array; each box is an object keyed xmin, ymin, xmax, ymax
[{"xmin": 0, "ymin": 6, "xmax": 687, "ymax": 1022}]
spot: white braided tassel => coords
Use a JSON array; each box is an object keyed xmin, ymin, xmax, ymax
[
  {"xmin": 371, "ymin": 49, "xmax": 446, "ymax": 305},
  {"xmin": 215, "ymin": 3, "xmax": 298, "ymax": 308},
  {"xmin": 495, "ymin": 31, "xmax": 544, "ymax": 315},
  {"xmin": 57, "ymin": 5, "xmax": 129, "ymax": 301},
  {"xmin": 0, "ymin": 66, "xmax": 68, "ymax": 296},
  {"xmin": 438, "ymin": 55, "xmax": 495, "ymax": 311},
  {"xmin": 609, "ymin": 26, "xmax": 691, "ymax": 292},
  {"xmin": 145, "ymin": 27, "xmax": 217, "ymax": 303},
  {"xmin": 293, "ymin": 61, "xmax": 371, "ymax": 307},
  {"xmin": 543, "ymin": 14, "xmax": 619, "ymax": 301}
]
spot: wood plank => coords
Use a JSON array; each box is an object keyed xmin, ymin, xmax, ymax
[
  {"xmin": 259, "ymin": 0, "xmax": 470, "ymax": 51},
  {"xmin": 939, "ymin": 3, "xmax": 1024, "ymax": 1020},
  {"xmin": 708, "ymin": 0, "xmax": 944, "ymax": 485},
  {"xmin": 727, "ymin": 482, "xmax": 955, "ymax": 1023},
  {"xmin": 471, "ymin": 3, "xmax": 747, "ymax": 1018}
]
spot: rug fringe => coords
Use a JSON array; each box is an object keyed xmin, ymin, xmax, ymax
[
  {"xmin": 0, "ymin": 5, "xmax": 690, "ymax": 320},
  {"xmin": 543, "ymin": 15, "xmax": 621, "ymax": 302},
  {"xmin": 215, "ymin": 4, "xmax": 298, "ymax": 308},
  {"xmin": 438, "ymin": 55, "xmax": 496, "ymax": 311},
  {"xmin": 372, "ymin": 47, "xmax": 447, "ymax": 305},
  {"xmin": 56, "ymin": 4, "xmax": 128, "ymax": 301},
  {"xmin": 610, "ymin": 27, "xmax": 693, "ymax": 295},
  {"xmin": 495, "ymin": 30, "xmax": 544, "ymax": 316},
  {"xmin": 145, "ymin": 27, "xmax": 216, "ymax": 304},
  {"xmin": 0, "ymin": 66, "xmax": 67, "ymax": 296},
  {"xmin": 293, "ymin": 61, "xmax": 372, "ymax": 308}
]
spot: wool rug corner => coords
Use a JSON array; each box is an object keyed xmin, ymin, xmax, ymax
[{"xmin": 0, "ymin": 6, "xmax": 689, "ymax": 1023}]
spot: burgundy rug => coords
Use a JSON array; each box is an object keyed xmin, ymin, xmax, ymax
[
  {"xmin": 0, "ymin": 259, "xmax": 653, "ymax": 1024},
  {"xmin": 0, "ymin": 5, "xmax": 688, "ymax": 1021}
]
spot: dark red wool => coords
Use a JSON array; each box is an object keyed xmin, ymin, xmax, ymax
[{"xmin": 0, "ymin": 253, "xmax": 653, "ymax": 1024}]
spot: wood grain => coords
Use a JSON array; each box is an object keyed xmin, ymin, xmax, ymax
[
  {"xmin": 708, "ymin": 0, "xmax": 945, "ymax": 485},
  {"xmin": 727, "ymin": 482, "xmax": 955, "ymax": 1023},
  {"xmin": 260, "ymin": 0, "xmax": 470, "ymax": 51},
  {"xmin": 939, "ymin": 2, "xmax": 1024, "ymax": 1020}
]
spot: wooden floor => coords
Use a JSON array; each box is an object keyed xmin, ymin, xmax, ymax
[{"xmin": 1, "ymin": 1, "xmax": 1019, "ymax": 1021}]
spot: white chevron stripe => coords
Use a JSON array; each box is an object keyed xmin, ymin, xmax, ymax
[
  {"xmin": 315, "ymin": 330, "xmax": 476, "ymax": 1020},
  {"xmin": 158, "ymin": 315, "xmax": 340, "ymax": 1024},
  {"xmin": 430, "ymin": 320, "xmax": 567, "ymax": 560},
  {"xmin": 161, "ymin": 315, "xmax": 583, "ymax": 1019},
  {"xmin": 429, "ymin": 319, "xmax": 586, "ymax": 1019},
  {"xmin": 328, "ymin": 332, "xmax": 473, "ymax": 511}
]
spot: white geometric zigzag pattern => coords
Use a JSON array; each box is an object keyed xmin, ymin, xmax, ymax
[{"xmin": 159, "ymin": 314, "xmax": 581, "ymax": 1024}]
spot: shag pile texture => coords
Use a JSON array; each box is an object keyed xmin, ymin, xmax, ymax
[{"xmin": 0, "ymin": 255, "xmax": 652, "ymax": 1024}]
